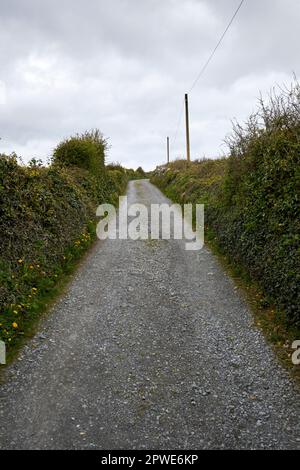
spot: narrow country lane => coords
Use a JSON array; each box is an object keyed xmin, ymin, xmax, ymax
[{"xmin": 0, "ymin": 180, "xmax": 299, "ymax": 450}]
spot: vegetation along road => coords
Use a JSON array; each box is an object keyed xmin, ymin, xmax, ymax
[{"xmin": 0, "ymin": 180, "xmax": 299, "ymax": 450}]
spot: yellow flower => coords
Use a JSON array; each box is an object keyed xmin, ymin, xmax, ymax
[
  {"xmin": 32, "ymin": 288, "xmax": 37, "ymax": 292},
  {"xmin": 12, "ymin": 322, "xmax": 18, "ymax": 329},
  {"xmin": 18, "ymin": 259, "xmax": 23, "ymax": 264},
  {"xmin": 29, "ymin": 265, "xmax": 34, "ymax": 270},
  {"xmin": 13, "ymin": 310, "xmax": 18, "ymax": 315}
]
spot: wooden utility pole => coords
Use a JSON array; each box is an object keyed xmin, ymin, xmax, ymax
[
  {"xmin": 167, "ymin": 136, "xmax": 170, "ymax": 164},
  {"xmin": 185, "ymin": 93, "xmax": 191, "ymax": 163}
]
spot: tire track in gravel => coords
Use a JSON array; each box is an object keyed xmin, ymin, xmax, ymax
[{"xmin": 0, "ymin": 179, "xmax": 299, "ymax": 450}]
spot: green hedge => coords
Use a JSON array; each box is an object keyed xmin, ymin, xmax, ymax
[
  {"xmin": 52, "ymin": 130, "xmax": 107, "ymax": 176},
  {"xmin": 0, "ymin": 140, "xmax": 128, "ymax": 349},
  {"xmin": 151, "ymin": 84, "xmax": 300, "ymax": 326}
]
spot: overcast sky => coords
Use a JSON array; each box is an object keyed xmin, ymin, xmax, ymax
[{"xmin": 0, "ymin": 0, "xmax": 299, "ymax": 170}]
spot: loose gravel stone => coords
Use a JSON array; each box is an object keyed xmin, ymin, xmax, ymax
[{"xmin": 0, "ymin": 180, "xmax": 299, "ymax": 450}]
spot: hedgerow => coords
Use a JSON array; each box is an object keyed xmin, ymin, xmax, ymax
[
  {"xmin": 52, "ymin": 129, "xmax": 107, "ymax": 176},
  {"xmin": 151, "ymin": 82, "xmax": 300, "ymax": 327},
  {"xmin": 0, "ymin": 132, "xmax": 128, "ymax": 352}
]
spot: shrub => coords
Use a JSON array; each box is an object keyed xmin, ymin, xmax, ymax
[
  {"xmin": 52, "ymin": 129, "xmax": 107, "ymax": 176},
  {"xmin": 135, "ymin": 166, "xmax": 146, "ymax": 178},
  {"xmin": 220, "ymin": 82, "xmax": 300, "ymax": 324}
]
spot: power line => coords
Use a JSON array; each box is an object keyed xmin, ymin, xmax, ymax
[
  {"xmin": 168, "ymin": 0, "xmax": 246, "ymax": 161},
  {"xmin": 189, "ymin": 0, "xmax": 246, "ymax": 92}
]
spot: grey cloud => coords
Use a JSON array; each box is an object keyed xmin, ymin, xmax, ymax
[{"xmin": 0, "ymin": 0, "xmax": 299, "ymax": 170}]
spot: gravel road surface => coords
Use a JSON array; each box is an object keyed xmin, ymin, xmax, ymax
[{"xmin": 0, "ymin": 180, "xmax": 299, "ymax": 450}]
